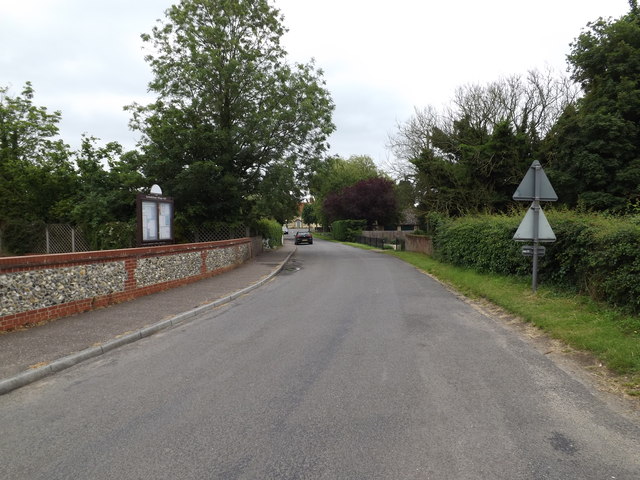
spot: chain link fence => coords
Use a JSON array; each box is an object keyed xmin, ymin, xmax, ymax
[
  {"xmin": 0, "ymin": 223, "xmax": 91, "ymax": 256},
  {"xmin": 1, "ymin": 222, "xmax": 250, "ymax": 256},
  {"xmin": 33, "ymin": 224, "xmax": 92, "ymax": 254},
  {"xmin": 183, "ymin": 224, "xmax": 249, "ymax": 243}
]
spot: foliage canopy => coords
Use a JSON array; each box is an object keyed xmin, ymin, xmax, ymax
[
  {"xmin": 128, "ymin": 0, "xmax": 335, "ymax": 227},
  {"xmin": 323, "ymin": 177, "xmax": 399, "ymax": 227},
  {"xmin": 308, "ymin": 154, "xmax": 382, "ymax": 225},
  {"xmin": 545, "ymin": 4, "xmax": 640, "ymax": 212},
  {"xmin": 0, "ymin": 82, "xmax": 75, "ymax": 229},
  {"xmin": 389, "ymin": 71, "xmax": 576, "ymax": 216},
  {"xmin": 0, "ymin": 83, "xmax": 145, "ymax": 253}
]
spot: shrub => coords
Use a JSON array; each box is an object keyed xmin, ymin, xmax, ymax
[
  {"xmin": 430, "ymin": 209, "xmax": 640, "ymax": 314},
  {"xmin": 253, "ymin": 219, "xmax": 283, "ymax": 248},
  {"xmin": 93, "ymin": 221, "xmax": 136, "ymax": 250},
  {"xmin": 0, "ymin": 220, "xmax": 43, "ymax": 255},
  {"xmin": 434, "ymin": 214, "xmax": 529, "ymax": 275},
  {"xmin": 423, "ymin": 212, "xmax": 452, "ymax": 250},
  {"xmin": 331, "ymin": 219, "xmax": 366, "ymax": 242}
]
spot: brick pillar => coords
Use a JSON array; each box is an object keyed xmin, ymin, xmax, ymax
[
  {"xmin": 124, "ymin": 258, "xmax": 137, "ymax": 291},
  {"xmin": 201, "ymin": 251, "xmax": 208, "ymax": 274}
]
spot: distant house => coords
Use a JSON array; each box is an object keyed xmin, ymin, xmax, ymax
[
  {"xmin": 398, "ymin": 208, "xmax": 420, "ymax": 231},
  {"xmin": 286, "ymin": 202, "xmax": 318, "ymax": 231},
  {"xmin": 378, "ymin": 208, "xmax": 419, "ymax": 231}
]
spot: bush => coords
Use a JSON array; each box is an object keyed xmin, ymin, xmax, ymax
[
  {"xmin": 93, "ymin": 221, "xmax": 136, "ymax": 250},
  {"xmin": 423, "ymin": 212, "xmax": 452, "ymax": 250},
  {"xmin": 253, "ymin": 218, "xmax": 283, "ymax": 248},
  {"xmin": 0, "ymin": 220, "xmax": 44, "ymax": 255},
  {"xmin": 430, "ymin": 210, "xmax": 640, "ymax": 314},
  {"xmin": 332, "ymin": 219, "xmax": 366, "ymax": 242},
  {"xmin": 535, "ymin": 212, "xmax": 640, "ymax": 314},
  {"xmin": 434, "ymin": 214, "xmax": 529, "ymax": 276}
]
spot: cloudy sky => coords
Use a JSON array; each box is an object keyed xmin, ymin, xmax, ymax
[{"xmin": 1, "ymin": 0, "xmax": 631, "ymax": 166}]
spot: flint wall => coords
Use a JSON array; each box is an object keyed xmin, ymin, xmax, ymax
[{"xmin": 0, "ymin": 238, "xmax": 260, "ymax": 331}]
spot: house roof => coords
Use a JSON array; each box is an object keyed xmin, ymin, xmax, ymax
[{"xmin": 400, "ymin": 208, "xmax": 419, "ymax": 225}]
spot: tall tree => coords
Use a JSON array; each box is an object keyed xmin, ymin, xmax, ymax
[
  {"xmin": 388, "ymin": 70, "xmax": 575, "ymax": 215},
  {"xmin": 545, "ymin": 3, "xmax": 640, "ymax": 212},
  {"xmin": 308, "ymin": 155, "xmax": 380, "ymax": 200},
  {"xmin": 301, "ymin": 202, "xmax": 317, "ymax": 227},
  {"xmin": 0, "ymin": 83, "xmax": 75, "ymax": 225},
  {"xmin": 252, "ymin": 161, "xmax": 300, "ymax": 224},
  {"xmin": 323, "ymin": 177, "xmax": 398, "ymax": 227},
  {"xmin": 69, "ymin": 136, "xmax": 145, "ymax": 248},
  {"xmin": 308, "ymin": 154, "xmax": 381, "ymax": 225},
  {"xmin": 127, "ymin": 0, "xmax": 335, "ymax": 227}
]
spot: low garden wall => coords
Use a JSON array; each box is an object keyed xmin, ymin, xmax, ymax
[
  {"xmin": 359, "ymin": 231, "xmax": 432, "ymax": 254},
  {"xmin": 360, "ymin": 230, "xmax": 410, "ymax": 241},
  {"xmin": 405, "ymin": 234, "xmax": 433, "ymax": 255},
  {"xmin": 0, "ymin": 238, "xmax": 261, "ymax": 331}
]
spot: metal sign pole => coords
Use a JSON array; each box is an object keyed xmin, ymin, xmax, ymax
[
  {"xmin": 532, "ymin": 163, "xmax": 542, "ymax": 293},
  {"xmin": 513, "ymin": 160, "xmax": 557, "ymax": 293},
  {"xmin": 532, "ymin": 202, "xmax": 539, "ymax": 293}
]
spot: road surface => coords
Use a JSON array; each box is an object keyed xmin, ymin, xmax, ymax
[{"xmin": 1, "ymin": 239, "xmax": 639, "ymax": 479}]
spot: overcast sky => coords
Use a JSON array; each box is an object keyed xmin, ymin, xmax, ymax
[{"xmin": 1, "ymin": 0, "xmax": 631, "ymax": 166}]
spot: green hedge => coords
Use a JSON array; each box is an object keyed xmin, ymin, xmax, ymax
[
  {"xmin": 429, "ymin": 210, "xmax": 640, "ymax": 314},
  {"xmin": 0, "ymin": 219, "xmax": 44, "ymax": 255},
  {"xmin": 88, "ymin": 221, "xmax": 136, "ymax": 250},
  {"xmin": 253, "ymin": 218, "xmax": 283, "ymax": 248},
  {"xmin": 433, "ymin": 214, "xmax": 529, "ymax": 276},
  {"xmin": 331, "ymin": 219, "xmax": 366, "ymax": 242}
]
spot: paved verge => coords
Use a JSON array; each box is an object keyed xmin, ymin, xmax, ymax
[{"xmin": 0, "ymin": 243, "xmax": 296, "ymax": 395}]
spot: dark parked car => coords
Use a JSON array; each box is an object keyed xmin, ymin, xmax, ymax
[{"xmin": 294, "ymin": 231, "xmax": 313, "ymax": 245}]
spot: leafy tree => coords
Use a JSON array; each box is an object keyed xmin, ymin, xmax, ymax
[
  {"xmin": 127, "ymin": 0, "xmax": 334, "ymax": 228},
  {"xmin": 301, "ymin": 202, "xmax": 317, "ymax": 227},
  {"xmin": 323, "ymin": 177, "xmax": 398, "ymax": 227},
  {"xmin": 0, "ymin": 83, "xmax": 147, "ymax": 252},
  {"xmin": 388, "ymin": 71, "xmax": 575, "ymax": 215},
  {"xmin": 70, "ymin": 137, "xmax": 145, "ymax": 249},
  {"xmin": 0, "ymin": 83, "xmax": 76, "ymax": 228},
  {"xmin": 252, "ymin": 161, "xmax": 300, "ymax": 224},
  {"xmin": 544, "ymin": 2, "xmax": 640, "ymax": 212},
  {"xmin": 308, "ymin": 154, "xmax": 381, "ymax": 225},
  {"xmin": 309, "ymin": 155, "xmax": 380, "ymax": 200},
  {"xmin": 409, "ymin": 116, "xmax": 532, "ymax": 215},
  {"xmin": 392, "ymin": 178, "xmax": 416, "ymax": 210},
  {"xmin": 0, "ymin": 82, "xmax": 67, "ymax": 165}
]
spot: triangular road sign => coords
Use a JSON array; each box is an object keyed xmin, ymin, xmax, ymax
[
  {"xmin": 513, "ymin": 204, "xmax": 556, "ymax": 242},
  {"xmin": 513, "ymin": 160, "xmax": 558, "ymax": 201}
]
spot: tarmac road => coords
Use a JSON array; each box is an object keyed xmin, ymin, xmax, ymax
[{"xmin": 1, "ymin": 238, "xmax": 639, "ymax": 479}]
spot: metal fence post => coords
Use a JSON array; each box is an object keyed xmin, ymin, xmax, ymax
[{"xmin": 45, "ymin": 225, "xmax": 51, "ymax": 254}]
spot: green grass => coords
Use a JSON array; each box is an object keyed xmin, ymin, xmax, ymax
[
  {"xmin": 313, "ymin": 232, "xmax": 333, "ymax": 242},
  {"xmin": 316, "ymin": 236, "xmax": 640, "ymax": 396}
]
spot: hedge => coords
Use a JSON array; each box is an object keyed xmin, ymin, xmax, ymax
[
  {"xmin": 253, "ymin": 219, "xmax": 283, "ymax": 248},
  {"xmin": 331, "ymin": 219, "xmax": 366, "ymax": 242},
  {"xmin": 427, "ymin": 210, "xmax": 640, "ymax": 314},
  {"xmin": 0, "ymin": 219, "xmax": 44, "ymax": 255}
]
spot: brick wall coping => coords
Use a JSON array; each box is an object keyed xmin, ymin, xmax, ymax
[{"xmin": 0, "ymin": 238, "xmax": 251, "ymax": 272}]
